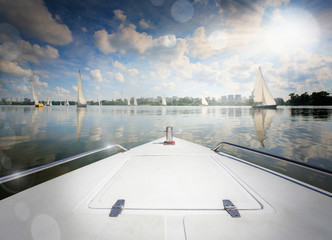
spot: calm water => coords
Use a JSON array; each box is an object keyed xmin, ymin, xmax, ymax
[{"xmin": 0, "ymin": 105, "xmax": 331, "ymax": 198}]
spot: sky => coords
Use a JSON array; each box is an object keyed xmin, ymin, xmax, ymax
[{"xmin": 0, "ymin": 0, "xmax": 332, "ymax": 102}]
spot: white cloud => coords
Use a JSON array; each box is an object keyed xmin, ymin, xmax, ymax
[
  {"xmin": 0, "ymin": 0, "xmax": 73, "ymax": 45},
  {"xmin": 0, "ymin": 59, "xmax": 33, "ymax": 76},
  {"xmin": 55, "ymin": 86, "xmax": 70, "ymax": 96},
  {"xmin": 94, "ymin": 11, "xmax": 186, "ymax": 63},
  {"xmin": 94, "ymin": 24, "xmax": 153, "ymax": 54},
  {"xmin": 115, "ymin": 72, "xmax": 125, "ymax": 82},
  {"xmin": 32, "ymin": 75, "xmax": 48, "ymax": 87},
  {"xmin": 128, "ymin": 68, "xmax": 139, "ymax": 76},
  {"xmin": 113, "ymin": 61, "xmax": 126, "ymax": 71},
  {"xmin": 90, "ymin": 69, "xmax": 104, "ymax": 82},
  {"xmin": 139, "ymin": 19, "xmax": 152, "ymax": 29},
  {"xmin": 72, "ymin": 85, "xmax": 78, "ymax": 92},
  {"xmin": 188, "ymin": 27, "xmax": 228, "ymax": 59},
  {"xmin": 113, "ymin": 9, "xmax": 126, "ymax": 21},
  {"xmin": 21, "ymin": 40, "xmax": 59, "ymax": 64},
  {"xmin": 81, "ymin": 27, "xmax": 88, "ymax": 32}
]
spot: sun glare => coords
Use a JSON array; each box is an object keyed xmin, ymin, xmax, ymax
[{"xmin": 264, "ymin": 9, "xmax": 320, "ymax": 52}]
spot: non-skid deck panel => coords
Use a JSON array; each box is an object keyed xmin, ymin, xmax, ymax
[{"xmin": 89, "ymin": 155, "xmax": 261, "ymax": 210}]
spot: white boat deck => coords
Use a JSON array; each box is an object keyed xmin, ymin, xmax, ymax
[{"xmin": 0, "ymin": 137, "xmax": 331, "ymax": 239}]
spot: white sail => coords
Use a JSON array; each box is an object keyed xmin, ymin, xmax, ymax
[
  {"xmin": 65, "ymin": 97, "xmax": 69, "ymax": 106},
  {"xmin": 46, "ymin": 97, "xmax": 50, "ymax": 106},
  {"xmin": 77, "ymin": 70, "xmax": 87, "ymax": 106},
  {"xmin": 253, "ymin": 67, "xmax": 276, "ymax": 106},
  {"xmin": 127, "ymin": 98, "xmax": 131, "ymax": 106},
  {"xmin": 31, "ymin": 83, "xmax": 38, "ymax": 105},
  {"xmin": 162, "ymin": 96, "xmax": 167, "ymax": 106},
  {"xmin": 134, "ymin": 97, "xmax": 137, "ymax": 106},
  {"xmin": 201, "ymin": 97, "xmax": 208, "ymax": 106}
]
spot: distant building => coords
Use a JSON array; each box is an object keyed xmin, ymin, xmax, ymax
[
  {"xmin": 235, "ymin": 94, "xmax": 241, "ymax": 102},
  {"xmin": 171, "ymin": 96, "xmax": 179, "ymax": 101},
  {"xmin": 221, "ymin": 96, "xmax": 227, "ymax": 102},
  {"xmin": 228, "ymin": 95, "xmax": 234, "ymax": 102}
]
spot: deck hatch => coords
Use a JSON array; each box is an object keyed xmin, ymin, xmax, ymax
[
  {"xmin": 223, "ymin": 199, "xmax": 240, "ymax": 218},
  {"xmin": 89, "ymin": 155, "xmax": 261, "ymax": 210},
  {"xmin": 109, "ymin": 199, "xmax": 125, "ymax": 217}
]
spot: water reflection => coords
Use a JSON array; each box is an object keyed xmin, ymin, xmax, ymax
[
  {"xmin": 0, "ymin": 106, "xmax": 331, "ymax": 196},
  {"xmin": 290, "ymin": 107, "xmax": 331, "ymax": 120},
  {"xmin": 76, "ymin": 108, "xmax": 86, "ymax": 142},
  {"xmin": 253, "ymin": 109, "xmax": 276, "ymax": 148}
]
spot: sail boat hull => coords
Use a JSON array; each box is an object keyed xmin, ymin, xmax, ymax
[
  {"xmin": 77, "ymin": 104, "xmax": 87, "ymax": 108},
  {"xmin": 252, "ymin": 104, "xmax": 277, "ymax": 109}
]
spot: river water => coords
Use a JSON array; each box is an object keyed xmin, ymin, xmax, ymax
[{"xmin": 0, "ymin": 105, "xmax": 331, "ymax": 198}]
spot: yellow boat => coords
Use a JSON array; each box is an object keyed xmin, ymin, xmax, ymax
[{"xmin": 35, "ymin": 103, "xmax": 44, "ymax": 107}]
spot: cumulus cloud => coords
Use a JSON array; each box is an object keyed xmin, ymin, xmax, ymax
[
  {"xmin": 94, "ymin": 24, "xmax": 153, "ymax": 54},
  {"xmin": 0, "ymin": 59, "xmax": 33, "ymax": 76},
  {"xmin": 55, "ymin": 86, "xmax": 70, "ymax": 96},
  {"xmin": 188, "ymin": 27, "xmax": 228, "ymax": 59},
  {"xmin": 32, "ymin": 75, "xmax": 48, "ymax": 87},
  {"xmin": 94, "ymin": 10, "xmax": 187, "ymax": 63},
  {"xmin": 115, "ymin": 72, "xmax": 125, "ymax": 82},
  {"xmin": 139, "ymin": 19, "xmax": 152, "ymax": 29},
  {"xmin": 113, "ymin": 61, "xmax": 126, "ymax": 71},
  {"xmin": 20, "ymin": 40, "xmax": 59, "ymax": 64},
  {"xmin": 0, "ymin": 0, "xmax": 73, "ymax": 45},
  {"xmin": 72, "ymin": 85, "xmax": 78, "ymax": 92},
  {"xmin": 114, "ymin": 9, "xmax": 126, "ymax": 21},
  {"xmin": 90, "ymin": 69, "xmax": 104, "ymax": 82}
]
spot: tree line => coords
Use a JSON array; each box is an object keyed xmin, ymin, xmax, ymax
[{"xmin": 286, "ymin": 91, "xmax": 332, "ymax": 106}]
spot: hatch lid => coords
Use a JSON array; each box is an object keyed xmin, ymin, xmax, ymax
[{"xmin": 89, "ymin": 155, "xmax": 261, "ymax": 210}]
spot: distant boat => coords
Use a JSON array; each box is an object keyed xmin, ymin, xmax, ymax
[
  {"xmin": 127, "ymin": 98, "xmax": 131, "ymax": 106},
  {"xmin": 252, "ymin": 67, "xmax": 277, "ymax": 109},
  {"xmin": 77, "ymin": 70, "xmax": 87, "ymax": 108},
  {"xmin": 31, "ymin": 82, "xmax": 43, "ymax": 108},
  {"xmin": 133, "ymin": 97, "xmax": 137, "ymax": 106},
  {"xmin": 201, "ymin": 97, "xmax": 208, "ymax": 106},
  {"xmin": 46, "ymin": 97, "xmax": 51, "ymax": 106},
  {"xmin": 65, "ymin": 97, "xmax": 69, "ymax": 106},
  {"xmin": 162, "ymin": 96, "xmax": 167, "ymax": 106}
]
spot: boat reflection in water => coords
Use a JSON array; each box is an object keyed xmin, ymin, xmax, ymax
[
  {"xmin": 253, "ymin": 109, "xmax": 276, "ymax": 148},
  {"xmin": 76, "ymin": 107, "xmax": 86, "ymax": 142}
]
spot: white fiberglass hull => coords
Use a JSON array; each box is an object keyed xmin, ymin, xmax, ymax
[{"xmin": 0, "ymin": 137, "xmax": 331, "ymax": 239}]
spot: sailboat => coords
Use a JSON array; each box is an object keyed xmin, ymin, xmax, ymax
[
  {"xmin": 31, "ymin": 82, "xmax": 43, "ymax": 108},
  {"xmin": 253, "ymin": 67, "xmax": 277, "ymax": 109},
  {"xmin": 46, "ymin": 97, "xmax": 51, "ymax": 106},
  {"xmin": 65, "ymin": 97, "xmax": 69, "ymax": 106},
  {"xmin": 201, "ymin": 97, "xmax": 208, "ymax": 106},
  {"xmin": 253, "ymin": 109, "xmax": 276, "ymax": 148},
  {"xmin": 77, "ymin": 70, "xmax": 87, "ymax": 108},
  {"xmin": 133, "ymin": 97, "xmax": 138, "ymax": 106},
  {"xmin": 162, "ymin": 96, "xmax": 167, "ymax": 106},
  {"xmin": 127, "ymin": 98, "xmax": 131, "ymax": 106}
]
